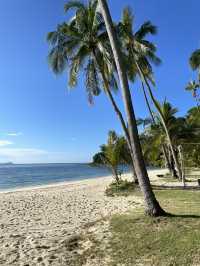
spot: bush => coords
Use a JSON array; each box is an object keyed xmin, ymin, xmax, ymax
[{"xmin": 105, "ymin": 180, "xmax": 135, "ymax": 197}]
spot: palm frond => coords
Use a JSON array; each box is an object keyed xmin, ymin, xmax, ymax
[
  {"xmin": 47, "ymin": 31, "xmax": 58, "ymax": 45},
  {"xmin": 64, "ymin": 0, "xmax": 85, "ymax": 13},
  {"xmin": 190, "ymin": 49, "xmax": 200, "ymax": 70},
  {"xmin": 135, "ymin": 21, "xmax": 157, "ymax": 40},
  {"xmin": 48, "ymin": 47, "xmax": 68, "ymax": 74},
  {"xmin": 85, "ymin": 59, "xmax": 101, "ymax": 104},
  {"xmin": 68, "ymin": 58, "xmax": 80, "ymax": 87},
  {"xmin": 121, "ymin": 7, "xmax": 134, "ymax": 34},
  {"xmin": 185, "ymin": 80, "xmax": 199, "ymax": 91}
]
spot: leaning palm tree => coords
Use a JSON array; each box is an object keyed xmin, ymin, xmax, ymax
[
  {"xmin": 117, "ymin": 7, "xmax": 182, "ymax": 179},
  {"xmin": 47, "ymin": 0, "xmax": 138, "ymax": 183},
  {"xmin": 98, "ymin": 0, "xmax": 166, "ymax": 216}
]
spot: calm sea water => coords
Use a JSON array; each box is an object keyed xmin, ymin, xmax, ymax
[{"xmin": 0, "ymin": 163, "xmax": 128, "ymax": 191}]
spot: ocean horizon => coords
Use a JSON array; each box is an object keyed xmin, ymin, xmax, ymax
[{"xmin": 0, "ymin": 163, "xmax": 129, "ymax": 191}]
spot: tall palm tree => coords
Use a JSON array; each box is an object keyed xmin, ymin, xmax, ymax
[
  {"xmin": 118, "ymin": 7, "xmax": 160, "ymax": 123},
  {"xmin": 117, "ymin": 6, "xmax": 182, "ymax": 180},
  {"xmin": 98, "ymin": 0, "xmax": 166, "ymax": 216},
  {"xmin": 47, "ymin": 0, "xmax": 138, "ymax": 183}
]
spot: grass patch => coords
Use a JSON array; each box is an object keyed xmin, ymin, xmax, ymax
[
  {"xmin": 105, "ymin": 180, "xmax": 135, "ymax": 197},
  {"xmin": 109, "ymin": 189, "xmax": 200, "ymax": 265}
]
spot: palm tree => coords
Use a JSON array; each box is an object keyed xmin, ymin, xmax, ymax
[
  {"xmin": 153, "ymin": 101, "xmax": 180, "ymax": 177},
  {"xmin": 116, "ymin": 6, "xmax": 182, "ymax": 180},
  {"xmin": 190, "ymin": 49, "xmax": 200, "ymax": 81},
  {"xmin": 186, "ymin": 49, "xmax": 200, "ymax": 106},
  {"xmin": 99, "ymin": 131, "xmax": 124, "ymax": 183},
  {"xmin": 98, "ymin": 0, "xmax": 166, "ymax": 216},
  {"xmin": 47, "ymin": 0, "xmax": 138, "ymax": 183},
  {"xmin": 185, "ymin": 80, "xmax": 200, "ymax": 107},
  {"xmin": 118, "ymin": 7, "xmax": 160, "ymax": 123}
]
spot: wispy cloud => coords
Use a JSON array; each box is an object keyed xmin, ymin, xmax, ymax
[
  {"xmin": 0, "ymin": 140, "xmax": 13, "ymax": 146},
  {"xmin": 7, "ymin": 132, "xmax": 23, "ymax": 137}
]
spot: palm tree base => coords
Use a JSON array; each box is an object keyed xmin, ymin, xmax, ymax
[{"xmin": 145, "ymin": 200, "xmax": 168, "ymax": 217}]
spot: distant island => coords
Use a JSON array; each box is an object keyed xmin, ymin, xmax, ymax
[{"xmin": 0, "ymin": 162, "xmax": 14, "ymax": 165}]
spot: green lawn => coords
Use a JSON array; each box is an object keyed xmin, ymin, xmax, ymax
[
  {"xmin": 110, "ymin": 189, "xmax": 200, "ymax": 266},
  {"xmin": 68, "ymin": 188, "xmax": 200, "ymax": 266}
]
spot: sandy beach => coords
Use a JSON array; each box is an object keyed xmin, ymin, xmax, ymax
[{"xmin": 0, "ymin": 169, "xmax": 173, "ymax": 265}]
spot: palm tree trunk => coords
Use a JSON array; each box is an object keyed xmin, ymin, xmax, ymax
[
  {"xmin": 92, "ymin": 51, "xmax": 138, "ymax": 183},
  {"xmin": 111, "ymin": 167, "xmax": 120, "ymax": 183},
  {"xmin": 141, "ymin": 81, "xmax": 155, "ymax": 124},
  {"xmin": 169, "ymin": 148, "xmax": 178, "ymax": 178},
  {"xmin": 162, "ymin": 144, "xmax": 171, "ymax": 172},
  {"xmin": 98, "ymin": 0, "xmax": 166, "ymax": 216},
  {"xmin": 136, "ymin": 62, "xmax": 182, "ymax": 180}
]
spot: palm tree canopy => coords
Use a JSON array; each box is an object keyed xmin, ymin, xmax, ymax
[
  {"xmin": 190, "ymin": 49, "xmax": 200, "ymax": 71},
  {"xmin": 47, "ymin": 0, "xmax": 117, "ymax": 103},
  {"xmin": 155, "ymin": 101, "xmax": 178, "ymax": 131},
  {"xmin": 117, "ymin": 6, "xmax": 161, "ymax": 83},
  {"xmin": 185, "ymin": 80, "xmax": 199, "ymax": 91}
]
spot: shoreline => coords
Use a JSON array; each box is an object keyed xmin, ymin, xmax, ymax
[
  {"xmin": 0, "ymin": 174, "xmax": 113, "ymax": 194},
  {"xmin": 0, "ymin": 168, "xmax": 187, "ymax": 265},
  {"xmin": 0, "ymin": 171, "xmax": 143, "ymax": 265},
  {"xmin": 0, "ymin": 168, "xmax": 168, "ymax": 194}
]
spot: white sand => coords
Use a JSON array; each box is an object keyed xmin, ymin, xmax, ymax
[{"xmin": 0, "ymin": 168, "xmax": 180, "ymax": 265}]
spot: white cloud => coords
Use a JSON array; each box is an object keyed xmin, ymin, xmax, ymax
[
  {"xmin": 7, "ymin": 132, "xmax": 23, "ymax": 137},
  {"xmin": 0, "ymin": 140, "xmax": 13, "ymax": 146}
]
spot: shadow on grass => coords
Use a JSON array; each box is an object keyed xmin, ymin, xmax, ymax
[
  {"xmin": 152, "ymin": 185, "xmax": 200, "ymax": 191},
  {"xmin": 169, "ymin": 213, "xmax": 200, "ymax": 219}
]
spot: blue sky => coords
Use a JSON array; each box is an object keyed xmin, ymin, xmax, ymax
[{"xmin": 0, "ymin": 0, "xmax": 199, "ymax": 163}]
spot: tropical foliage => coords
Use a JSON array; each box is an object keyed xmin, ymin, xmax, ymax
[
  {"xmin": 140, "ymin": 105, "xmax": 200, "ymax": 170},
  {"xmin": 93, "ymin": 131, "xmax": 132, "ymax": 183}
]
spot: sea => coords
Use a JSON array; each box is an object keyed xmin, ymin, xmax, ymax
[{"xmin": 0, "ymin": 163, "xmax": 129, "ymax": 192}]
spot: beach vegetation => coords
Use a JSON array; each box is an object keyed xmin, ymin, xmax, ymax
[
  {"xmin": 93, "ymin": 131, "xmax": 128, "ymax": 183},
  {"xmin": 105, "ymin": 179, "xmax": 135, "ymax": 197}
]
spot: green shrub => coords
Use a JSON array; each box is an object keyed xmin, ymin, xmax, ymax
[{"xmin": 105, "ymin": 180, "xmax": 135, "ymax": 197}]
